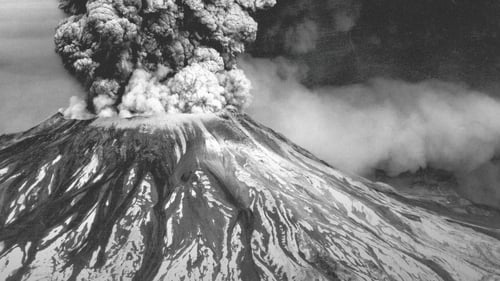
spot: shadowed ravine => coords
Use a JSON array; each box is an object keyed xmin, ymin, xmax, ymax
[{"xmin": 0, "ymin": 110, "xmax": 499, "ymax": 280}]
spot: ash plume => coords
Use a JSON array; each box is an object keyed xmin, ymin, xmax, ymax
[
  {"xmin": 243, "ymin": 57, "xmax": 500, "ymax": 207},
  {"xmin": 252, "ymin": 0, "xmax": 500, "ymax": 86},
  {"xmin": 253, "ymin": 0, "xmax": 360, "ymax": 56},
  {"xmin": 55, "ymin": 0, "xmax": 275, "ymax": 117},
  {"xmin": 244, "ymin": 0, "xmax": 500, "ymax": 208}
]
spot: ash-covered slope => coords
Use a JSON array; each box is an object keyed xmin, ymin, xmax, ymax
[{"xmin": 0, "ymin": 111, "xmax": 499, "ymax": 281}]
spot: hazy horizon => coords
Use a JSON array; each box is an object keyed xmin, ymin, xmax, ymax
[{"xmin": 0, "ymin": 0, "xmax": 84, "ymax": 134}]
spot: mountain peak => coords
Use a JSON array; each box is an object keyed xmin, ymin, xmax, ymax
[{"xmin": 0, "ymin": 112, "xmax": 499, "ymax": 280}]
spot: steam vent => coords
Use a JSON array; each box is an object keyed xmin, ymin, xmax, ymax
[{"xmin": 0, "ymin": 110, "xmax": 499, "ymax": 280}]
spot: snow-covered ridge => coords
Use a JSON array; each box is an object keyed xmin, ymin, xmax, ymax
[
  {"xmin": 90, "ymin": 111, "xmax": 219, "ymax": 131},
  {"xmin": 0, "ymin": 111, "xmax": 499, "ymax": 280}
]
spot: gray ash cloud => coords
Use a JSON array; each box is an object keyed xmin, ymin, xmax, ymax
[
  {"xmin": 245, "ymin": 0, "xmax": 500, "ymax": 207},
  {"xmin": 252, "ymin": 0, "xmax": 500, "ymax": 87},
  {"xmin": 55, "ymin": 0, "xmax": 275, "ymax": 117}
]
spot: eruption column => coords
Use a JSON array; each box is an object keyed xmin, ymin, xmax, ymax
[{"xmin": 55, "ymin": 0, "xmax": 275, "ymax": 117}]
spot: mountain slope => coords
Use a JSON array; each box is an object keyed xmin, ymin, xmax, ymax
[{"xmin": 0, "ymin": 110, "xmax": 499, "ymax": 281}]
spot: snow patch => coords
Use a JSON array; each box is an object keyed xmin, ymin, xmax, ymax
[
  {"xmin": 90, "ymin": 112, "xmax": 217, "ymax": 131},
  {"xmin": 0, "ymin": 247, "xmax": 23, "ymax": 280},
  {"xmin": 42, "ymin": 225, "xmax": 65, "ymax": 245},
  {"xmin": 0, "ymin": 167, "xmax": 8, "ymax": 177},
  {"xmin": 51, "ymin": 155, "xmax": 62, "ymax": 165},
  {"xmin": 67, "ymin": 153, "xmax": 100, "ymax": 192}
]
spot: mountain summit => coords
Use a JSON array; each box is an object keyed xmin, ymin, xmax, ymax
[{"xmin": 0, "ymin": 110, "xmax": 499, "ymax": 280}]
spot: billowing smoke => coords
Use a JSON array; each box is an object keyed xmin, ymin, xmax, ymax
[
  {"xmin": 55, "ymin": 0, "xmax": 275, "ymax": 117},
  {"xmin": 251, "ymin": 0, "xmax": 362, "ymax": 87},
  {"xmin": 253, "ymin": 0, "xmax": 360, "ymax": 56},
  {"xmin": 243, "ymin": 0, "xmax": 500, "ymax": 208},
  {"xmin": 243, "ymin": 57, "xmax": 500, "ymax": 207},
  {"xmin": 252, "ymin": 0, "xmax": 500, "ymax": 87}
]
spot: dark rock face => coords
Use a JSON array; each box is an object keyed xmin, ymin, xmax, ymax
[{"xmin": 0, "ymin": 111, "xmax": 499, "ymax": 280}]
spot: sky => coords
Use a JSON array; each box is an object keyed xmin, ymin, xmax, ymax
[{"xmin": 0, "ymin": 0, "xmax": 84, "ymax": 134}]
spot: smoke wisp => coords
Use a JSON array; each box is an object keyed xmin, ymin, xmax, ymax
[
  {"xmin": 244, "ymin": 57, "xmax": 500, "ymax": 206},
  {"xmin": 55, "ymin": 0, "xmax": 275, "ymax": 117}
]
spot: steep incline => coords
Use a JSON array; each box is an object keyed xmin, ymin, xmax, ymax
[{"xmin": 0, "ymin": 111, "xmax": 499, "ymax": 280}]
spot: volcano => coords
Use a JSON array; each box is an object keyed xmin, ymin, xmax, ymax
[{"xmin": 0, "ymin": 110, "xmax": 499, "ymax": 281}]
